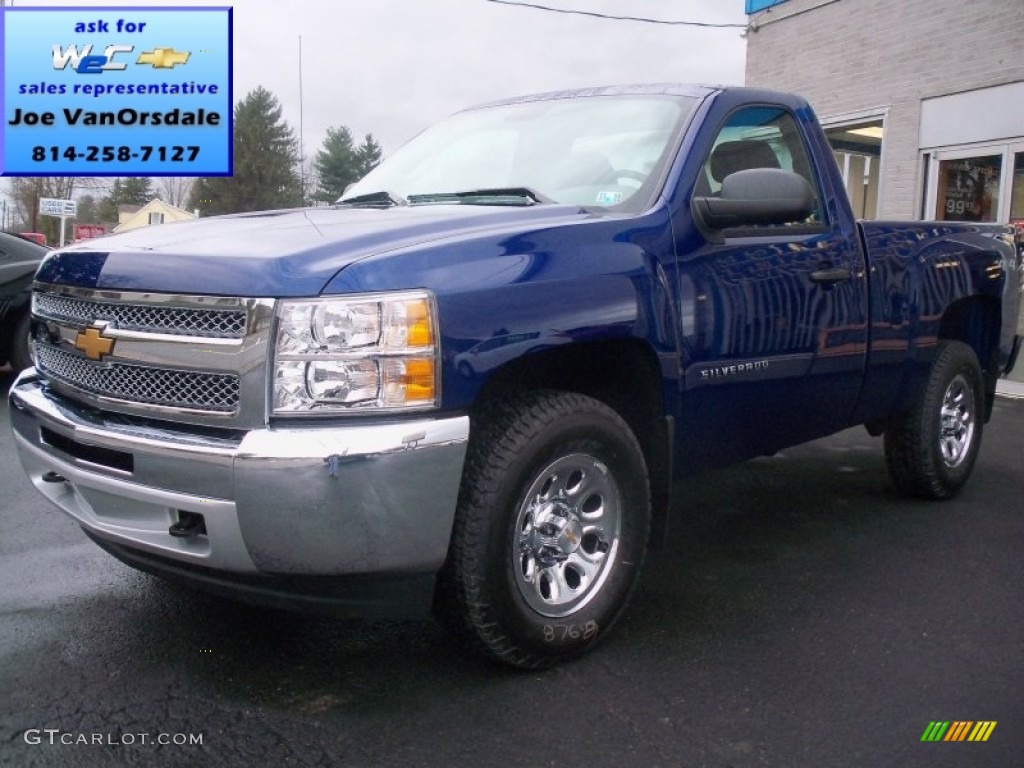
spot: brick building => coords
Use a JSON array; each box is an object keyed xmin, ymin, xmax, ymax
[{"xmin": 744, "ymin": 0, "xmax": 1024, "ymax": 226}]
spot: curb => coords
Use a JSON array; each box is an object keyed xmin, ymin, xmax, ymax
[{"xmin": 996, "ymin": 380, "xmax": 1024, "ymax": 400}]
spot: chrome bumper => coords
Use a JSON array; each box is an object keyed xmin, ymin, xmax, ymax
[{"xmin": 9, "ymin": 369, "xmax": 469, "ymax": 577}]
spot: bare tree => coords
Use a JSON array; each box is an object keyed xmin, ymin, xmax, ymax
[
  {"xmin": 157, "ymin": 177, "xmax": 196, "ymax": 209},
  {"xmin": 6, "ymin": 177, "xmax": 73, "ymax": 240},
  {"xmin": 4, "ymin": 176, "xmax": 108, "ymax": 241}
]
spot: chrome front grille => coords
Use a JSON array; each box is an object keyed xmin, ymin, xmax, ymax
[
  {"xmin": 35, "ymin": 344, "xmax": 240, "ymax": 412},
  {"xmin": 30, "ymin": 285, "xmax": 272, "ymax": 425},
  {"xmin": 34, "ymin": 292, "xmax": 247, "ymax": 338}
]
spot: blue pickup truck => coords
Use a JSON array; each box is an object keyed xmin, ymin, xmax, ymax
[{"xmin": 9, "ymin": 85, "xmax": 1021, "ymax": 668}]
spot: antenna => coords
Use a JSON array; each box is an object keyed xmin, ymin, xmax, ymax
[{"xmin": 298, "ymin": 35, "xmax": 305, "ymax": 203}]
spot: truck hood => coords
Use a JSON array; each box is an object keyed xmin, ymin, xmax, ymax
[{"xmin": 36, "ymin": 204, "xmax": 593, "ymax": 297}]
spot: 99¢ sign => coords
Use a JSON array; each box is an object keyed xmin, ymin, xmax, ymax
[{"xmin": 0, "ymin": 6, "xmax": 232, "ymax": 176}]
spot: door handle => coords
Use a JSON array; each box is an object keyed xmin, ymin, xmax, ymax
[{"xmin": 809, "ymin": 267, "xmax": 851, "ymax": 285}]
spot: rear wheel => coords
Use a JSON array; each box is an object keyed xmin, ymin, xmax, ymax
[
  {"xmin": 437, "ymin": 390, "xmax": 650, "ymax": 668},
  {"xmin": 884, "ymin": 341, "xmax": 984, "ymax": 499}
]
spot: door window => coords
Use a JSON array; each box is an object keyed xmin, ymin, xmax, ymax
[{"xmin": 697, "ymin": 105, "xmax": 825, "ymax": 227}]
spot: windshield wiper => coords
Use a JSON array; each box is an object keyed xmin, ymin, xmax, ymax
[
  {"xmin": 407, "ymin": 187, "xmax": 553, "ymax": 207},
  {"xmin": 336, "ymin": 191, "xmax": 407, "ymax": 208}
]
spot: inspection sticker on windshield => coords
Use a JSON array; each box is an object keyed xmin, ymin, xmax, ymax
[
  {"xmin": 595, "ymin": 191, "xmax": 623, "ymax": 205},
  {"xmin": 0, "ymin": 6, "xmax": 232, "ymax": 176}
]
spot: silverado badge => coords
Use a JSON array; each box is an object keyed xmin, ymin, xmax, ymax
[{"xmin": 74, "ymin": 327, "xmax": 115, "ymax": 361}]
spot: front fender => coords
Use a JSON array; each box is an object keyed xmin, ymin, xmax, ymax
[{"xmin": 321, "ymin": 208, "xmax": 680, "ymax": 412}]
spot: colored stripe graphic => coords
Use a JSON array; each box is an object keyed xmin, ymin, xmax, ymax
[
  {"xmin": 944, "ymin": 722, "xmax": 972, "ymax": 741},
  {"xmin": 968, "ymin": 722, "xmax": 997, "ymax": 742},
  {"xmin": 921, "ymin": 721, "xmax": 996, "ymax": 742}
]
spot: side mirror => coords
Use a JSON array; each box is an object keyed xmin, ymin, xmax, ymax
[{"xmin": 692, "ymin": 168, "xmax": 815, "ymax": 241}]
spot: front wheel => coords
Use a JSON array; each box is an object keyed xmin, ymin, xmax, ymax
[
  {"xmin": 437, "ymin": 390, "xmax": 650, "ymax": 668},
  {"xmin": 884, "ymin": 341, "xmax": 984, "ymax": 499}
]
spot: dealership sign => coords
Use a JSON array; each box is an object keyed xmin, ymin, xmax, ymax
[{"xmin": 39, "ymin": 197, "xmax": 76, "ymax": 217}]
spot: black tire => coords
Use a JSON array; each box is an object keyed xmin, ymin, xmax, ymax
[
  {"xmin": 884, "ymin": 341, "xmax": 984, "ymax": 499},
  {"xmin": 437, "ymin": 390, "xmax": 650, "ymax": 668},
  {"xmin": 9, "ymin": 312, "xmax": 33, "ymax": 373}
]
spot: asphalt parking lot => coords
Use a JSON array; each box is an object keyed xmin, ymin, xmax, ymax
[{"xmin": 2, "ymin": 367, "xmax": 1022, "ymax": 768}]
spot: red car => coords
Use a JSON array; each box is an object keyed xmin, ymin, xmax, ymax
[{"xmin": 17, "ymin": 232, "xmax": 47, "ymax": 247}]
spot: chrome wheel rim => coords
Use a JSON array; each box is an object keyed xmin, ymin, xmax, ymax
[
  {"xmin": 513, "ymin": 453, "xmax": 622, "ymax": 618},
  {"xmin": 939, "ymin": 373, "xmax": 975, "ymax": 467}
]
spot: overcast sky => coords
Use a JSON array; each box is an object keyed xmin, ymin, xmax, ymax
[{"xmin": 4, "ymin": 0, "xmax": 748, "ymax": 189}]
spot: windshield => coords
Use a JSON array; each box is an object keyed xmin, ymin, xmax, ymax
[{"xmin": 343, "ymin": 94, "xmax": 698, "ymax": 212}]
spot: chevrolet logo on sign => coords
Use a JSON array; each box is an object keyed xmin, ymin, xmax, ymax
[
  {"xmin": 74, "ymin": 327, "xmax": 115, "ymax": 361},
  {"xmin": 136, "ymin": 48, "xmax": 190, "ymax": 68}
]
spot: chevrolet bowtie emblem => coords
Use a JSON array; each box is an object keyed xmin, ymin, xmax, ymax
[
  {"xmin": 137, "ymin": 48, "xmax": 190, "ymax": 68},
  {"xmin": 74, "ymin": 327, "xmax": 115, "ymax": 361}
]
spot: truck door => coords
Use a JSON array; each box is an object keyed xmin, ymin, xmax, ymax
[{"xmin": 675, "ymin": 103, "xmax": 868, "ymax": 468}]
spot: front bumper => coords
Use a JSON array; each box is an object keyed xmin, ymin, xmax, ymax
[{"xmin": 9, "ymin": 369, "xmax": 469, "ymax": 582}]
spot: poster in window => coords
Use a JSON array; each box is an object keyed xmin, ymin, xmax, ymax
[{"xmin": 936, "ymin": 156, "xmax": 1001, "ymax": 222}]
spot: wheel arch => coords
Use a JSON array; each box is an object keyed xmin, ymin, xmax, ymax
[
  {"xmin": 471, "ymin": 338, "xmax": 672, "ymax": 547},
  {"xmin": 938, "ymin": 295, "xmax": 1001, "ymax": 421}
]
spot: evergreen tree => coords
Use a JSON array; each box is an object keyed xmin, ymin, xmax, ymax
[
  {"xmin": 75, "ymin": 194, "xmax": 100, "ymax": 225},
  {"xmin": 312, "ymin": 129, "xmax": 384, "ymax": 202},
  {"xmin": 120, "ymin": 177, "xmax": 153, "ymax": 206},
  {"xmin": 355, "ymin": 134, "xmax": 383, "ymax": 179},
  {"xmin": 189, "ymin": 87, "xmax": 302, "ymax": 215},
  {"xmin": 313, "ymin": 126, "xmax": 359, "ymax": 202},
  {"xmin": 95, "ymin": 179, "xmax": 124, "ymax": 224},
  {"xmin": 96, "ymin": 177, "xmax": 153, "ymax": 224}
]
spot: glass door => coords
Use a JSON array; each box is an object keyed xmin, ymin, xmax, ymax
[
  {"xmin": 1006, "ymin": 146, "xmax": 1024, "ymax": 384},
  {"xmin": 1010, "ymin": 148, "xmax": 1024, "ymax": 232},
  {"xmin": 924, "ymin": 143, "xmax": 1024, "ymax": 225}
]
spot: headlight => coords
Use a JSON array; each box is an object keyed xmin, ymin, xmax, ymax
[{"xmin": 272, "ymin": 291, "xmax": 439, "ymax": 414}]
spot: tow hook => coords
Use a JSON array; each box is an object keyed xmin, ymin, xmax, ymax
[{"xmin": 169, "ymin": 511, "xmax": 207, "ymax": 538}]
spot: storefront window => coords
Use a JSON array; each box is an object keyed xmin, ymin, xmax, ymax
[
  {"xmin": 825, "ymin": 120, "xmax": 883, "ymax": 219},
  {"xmin": 934, "ymin": 155, "xmax": 1002, "ymax": 222}
]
